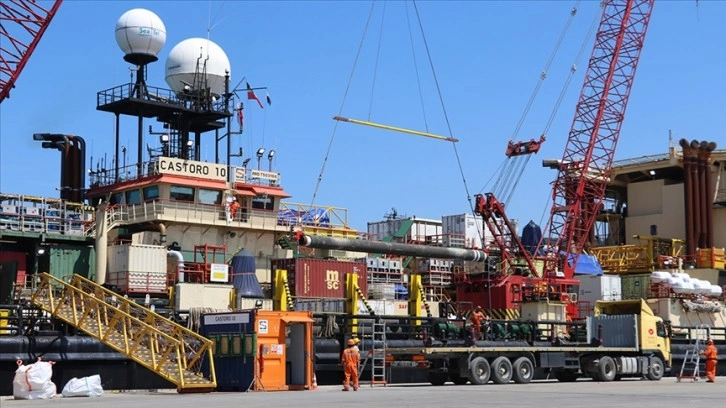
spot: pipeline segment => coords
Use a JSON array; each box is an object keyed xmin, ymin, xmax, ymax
[{"xmin": 296, "ymin": 234, "xmax": 487, "ymax": 262}]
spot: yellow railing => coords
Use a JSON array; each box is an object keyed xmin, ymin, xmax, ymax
[{"xmin": 30, "ymin": 273, "xmax": 216, "ymax": 393}]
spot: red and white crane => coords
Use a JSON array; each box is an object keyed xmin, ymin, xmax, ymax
[
  {"xmin": 0, "ymin": 0, "xmax": 63, "ymax": 104},
  {"xmin": 475, "ymin": 0, "xmax": 655, "ymax": 279}
]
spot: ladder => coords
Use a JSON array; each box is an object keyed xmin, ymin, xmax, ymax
[
  {"xmin": 677, "ymin": 324, "xmax": 710, "ymax": 382},
  {"xmin": 30, "ymin": 273, "xmax": 216, "ymax": 393},
  {"xmin": 370, "ymin": 321, "xmax": 387, "ymax": 387}
]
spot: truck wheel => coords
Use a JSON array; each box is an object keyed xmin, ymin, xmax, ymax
[
  {"xmin": 450, "ymin": 375, "xmax": 469, "ymax": 385},
  {"xmin": 645, "ymin": 356, "xmax": 664, "ymax": 381},
  {"xmin": 596, "ymin": 356, "xmax": 616, "ymax": 382},
  {"xmin": 491, "ymin": 356, "xmax": 513, "ymax": 384},
  {"xmin": 554, "ymin": 370, "xmax": 578, "ymax": 382},
  {"xmin": 428, "ymin": 372, "xmax": 448, "ymax": 386},
  {"xmin": 512, "ymin": 357, "xmax": 534, "ymax": 384},
  {"xmin": 468, "ymin": 357, "xmax": 491, "ymax": 385}
]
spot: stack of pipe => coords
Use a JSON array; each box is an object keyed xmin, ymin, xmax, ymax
[{"xmin": 679, "ymin": 139, "xmax": 717, "ymax": 258}]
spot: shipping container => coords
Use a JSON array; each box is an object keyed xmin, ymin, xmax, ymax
[
  {"xmin": 441, "ymin": 213, "xmax": 492, "ymax": 248},
  {"xmin": 107, "ymin": 244, "xmax": 167, "ymax": 275},
  {"xmin": 48, "ymin": 244, "xmax": 95, "ymax": 281},
  {"xmin": 108, "ymin": 271, "xmax": 167, "ymax": 294},
  {"xmin": 271, "ymin": 258, "xmax": 367, "ymax": 299},
  {"xmin": 367, "ymin": 217, "xmax": 442, "ymax": 243},
  {"xmin": 620, "ymin": 273, "xmax": 651, "ymax": 300},
  {"xmin": 175, "ymin": 282, "xmax": 234, "ymax": 310},
  {"xmin": 575, "ymin": 275, "xmax": 622, "ymax": 307},
  {"xmin": 0, "ymin": 251, "xmax": 26, "ymax": 285}
]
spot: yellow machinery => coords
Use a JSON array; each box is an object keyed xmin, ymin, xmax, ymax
[
  {"xmin": 30, "ymin": 273, "xmax": 216, "ymax": 393},
  {"xmin": 593, "ymin": 236, "xmax": 685, "ymax": 274}
]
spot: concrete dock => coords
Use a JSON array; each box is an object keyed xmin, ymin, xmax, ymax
[{"xmin": 2, "ymin": 377, "xmax": 724, "ymax": 407}]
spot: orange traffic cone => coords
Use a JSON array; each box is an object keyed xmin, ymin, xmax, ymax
[{"xmin": 312, "ymin": 374, "xmax": 318, "ymax": 390}]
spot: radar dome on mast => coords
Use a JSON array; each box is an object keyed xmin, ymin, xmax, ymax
[
  {"xmin": 165, "ymin": 37, "xmax": 231, "ymax": 98},
  {"xmin": 115, "ymin": 8, "xmax": 167, "ymax": 65}
]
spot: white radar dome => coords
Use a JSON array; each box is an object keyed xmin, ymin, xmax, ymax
[
  {"xmin": 165, "ymin": 38, "xmax": 231, "ymax": 98},
  {"xmin": 115, "ymin": 9, "xmax": 166, "ymax": 64}
]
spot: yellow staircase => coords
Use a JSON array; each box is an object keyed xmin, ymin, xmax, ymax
[{"xmin": 30, "ymin": 273, "xmax": 216, "ymax": 393}]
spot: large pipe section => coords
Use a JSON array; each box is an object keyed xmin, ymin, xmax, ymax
[
  {"xmin": 680, "ymin": 139, "xmax": 718, "ymax": 257},
  {"xmin": 679, "ymin": 139, "xmax": 695, "ymax": 258},
  {"xmin": 703, "ymin": 141, "xmax": 717, "ymax": 248},
  {"xmin": 297, "ymin": 234, "xmax": 488, "ymax": 262}
]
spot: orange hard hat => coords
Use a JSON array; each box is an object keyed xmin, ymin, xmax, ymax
[{"xmin": 347, "ymin": 339, "xmax": 355, "ymax": 346}]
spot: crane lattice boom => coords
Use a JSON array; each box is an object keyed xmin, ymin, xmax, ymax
[
  {"xmin": 0, "ymin": 0, "xmax": 63, "ymax": 103},
  {"xmin": 542, "ymin": 0, "xmax": 654, "ymax": 278}
]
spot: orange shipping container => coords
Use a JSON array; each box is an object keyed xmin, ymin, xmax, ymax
[{"xmin": 271, "ymin": 258, "xmax": 367, "ymax": 298}]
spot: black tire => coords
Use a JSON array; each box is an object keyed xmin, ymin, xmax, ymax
[
  {"xmin": 596, "ymin": 356, "xmax": 617, "ymax": 382},
  {"xmin": 468, "ymin": 357, "xmax": 491, "ymax": 385},
  {"xmin": 428, "ymin": 372, "xmax": 448, "ymax": 386},
  {"xmin": 646, "ymin": 356, "xmax": 664, "ymax": 381},
  {"xmin": 450, "ymin": 375, "xmax": 469, "ymax": 385},
  {"xmin": 554, "ymin": 370, "xmax": 578, "ymax": 382},
  {"xmin": 491, "ymin": 356, "xmax": 513, "ymax": 384},
  {"xmin": 512, "ymin": 357, "xmax": 534, "ymax": 384}
]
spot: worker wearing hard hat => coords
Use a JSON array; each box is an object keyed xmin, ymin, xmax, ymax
[
  {"xmin": 470, "ymin": 306, "xmax": 490, "ymax": 341},
  {"xmin": 352, "ymin": 337, "xmax": 360, "ymax": 352},
  {"xmin": 700, "ymin": 338, "xmax": 718, "ymax": 382},
  {"xmin": 341, "ymin": 338, "xmax": 360, "ymax": 391}
]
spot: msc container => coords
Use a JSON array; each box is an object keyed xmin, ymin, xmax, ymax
[
  {"xmin": 442, "ymin": 213, "xmax": 491, "ymax": 248},
  {"xmin": 575, "ymin": 275, "xmax": 622, "ymax": 305},
  {"xmin": 620, "ymin": 273, "xmax": 651, "ymax": 300},
  {"xmin": 271, "ymin": 258, "xmax": 367, "ymax": 299},
  {"xmin": 107, "ymin": 244, "xmax": 167, "ymax": 275},
  {"xmin": 0, "ymin": 251, "xmax": 26, "ymax": 285}
]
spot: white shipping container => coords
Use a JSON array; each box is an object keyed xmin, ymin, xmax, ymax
[
  {"xmin": 175, "ymin": 282, "xmax": 234, "ymax": 311},
  {"xmin": 107, "ymin": 244, "xmax": 167, "ymax": 274},
  {"xmin": 367, "ymin": 218, "xmax": 442, "ymax": 243},
  {"xmin": 575, "ymin": 275, "xmax": 622, "ymax": 306},
  {"xmin": 442, "ymin": 213, "xmax": 491, "ymax": 249}
]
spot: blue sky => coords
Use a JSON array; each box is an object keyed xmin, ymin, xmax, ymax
[{"xmin": 1, "ymin": 0, "xmax": 725, "ymax": 233}]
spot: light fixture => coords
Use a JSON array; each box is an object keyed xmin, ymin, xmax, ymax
[
  {"xmin": 255, "ymin": 299, "xmax": 263, "ymax": 309},
  {"xmin": 256, "ymin": 148, "xmax": 265, "ymax": 158},
  {"xmin": 267, "ymin": 150, "xmax": 275, "ymax": 160},
  {"xmin": 36, "ymin": 248, "xmax": 45, "ymax": 255},
  {"xmin": 649, "ymin": 170, "xmax": 656, "ymax": 176},
  {"xmin": 186, "ymin": 140, "xmax": 194, "ymax": 147},
  {"xmin": 160, "ymin": 134, "xmax": 170, "ymax": 143},
  {"xmin": 242, "ymin": 158, "xmax": 251, "ymax": 167}
]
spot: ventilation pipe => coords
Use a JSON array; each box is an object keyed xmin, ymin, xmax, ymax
[
  {"xmin": 679, "ymin": 139, "xmax": 695, "ymax": 258},
  {"xmin": 690, "ymin": 140, "xmax": 703, "ymax": 250},
  {"xmin": 158, "ymin": 223, "xmax": 167, "ymax": 243},
  {"xmin": 167, "ymin": 250, "xmax": 185, "ymax": 283},
  {"xmin": 95, "ymin": 203, "xmax": 108, "ymax": 284},
  {"xmin": 704, "ymin": 141, "xmax": 717, "ymax": 248}
]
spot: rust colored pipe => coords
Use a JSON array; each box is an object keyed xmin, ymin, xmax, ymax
[
  {"xmin": 697, "ymin": 141, "xmax": 709, "ymax": 249},
  {"xmin": 704, "ymin": 141, "xmax": 717, "ymax": 248},
  {"xmin": 679, "ymin": 139, "xmax": 695, "ymax": 258},
  {"xmin": 689, "ymin": 140, "xmax": 702, "ymax": 251}
]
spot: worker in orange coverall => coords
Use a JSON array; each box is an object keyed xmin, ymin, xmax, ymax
[
  {"xmin": 341, "ymin": 338, "xmax": 360, "ymax": 391},
  {"xmin": 471, "ymin": 306, "xmax": 489, "ymax": 340},
  {"xmin": 701, "ymin": 338, "xmax": 718, "ymax": 382}
]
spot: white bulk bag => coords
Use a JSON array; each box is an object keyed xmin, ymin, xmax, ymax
[
  {"xmin": 61, "ymin": 374, "xmax": 103, "ymax": 397},
  {"xmin": 13, "ymin": 358, "xmax": 57, "ymax": 400}
]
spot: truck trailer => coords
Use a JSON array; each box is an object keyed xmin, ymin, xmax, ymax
[{"xmin": 385, "ymin": 299, "xmax": 671, "ymax": 385}]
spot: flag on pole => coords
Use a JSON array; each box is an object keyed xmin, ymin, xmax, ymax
[
  {"xmin": 236, "ymin": 102, "xmax": 244, "ymax": 127},
  {"xmin": 246, "ymin": 82, "xmax": 264, "ymax": 109},
  {"xmin": 265, "ymin": 91, "xmax": 272, "ymax": 106}
]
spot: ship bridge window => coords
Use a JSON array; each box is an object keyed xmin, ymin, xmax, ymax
[
  {"xmin": 111, "ymin": 192, "xmax": 123, "ymax": 205},
  {"xmin": 252, "ymin": 195, "xmax": 274, "ymax": 210},
  {"xmin": 198, "ymin": 188, "xmax": 222, "ymax": 205},
  {"xmin": 125, "ymin": 190, "xmax": 141, "ymax": 205},
  {"xmin": 143, "ymin": 185, "xmax": 159, "ymax": 201},
  {"xmin": 170, "ymin": 185, "xmax": 195, "ymax": 202}
]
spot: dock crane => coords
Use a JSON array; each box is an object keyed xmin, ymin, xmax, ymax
[{"xmin": 475, "ymin": 0, "xmax": 655, "ymax": 280}]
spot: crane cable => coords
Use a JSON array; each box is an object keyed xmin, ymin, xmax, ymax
[
  {"xmin": 410, "ymin": 1, "xmax": 475, "ymax": 212},
  {"xmin": 484, "ymin": 2, "xmax": 583, "ymax": 204},
  {"xmin": 367, "ymin": 1, "xmax": 387, "ymax": 121},
  {"xmin": 309, "ymin": 2, "xmax": 377, "ymax": 209},
  {"xmin": 405, "ymin": 0, "xmax": 430, "ymax": 132}
]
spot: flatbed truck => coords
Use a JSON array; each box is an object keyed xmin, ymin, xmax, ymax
[{"xmin": 385, "ymin": 300, "xmax": 672, "ymax": 385}]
